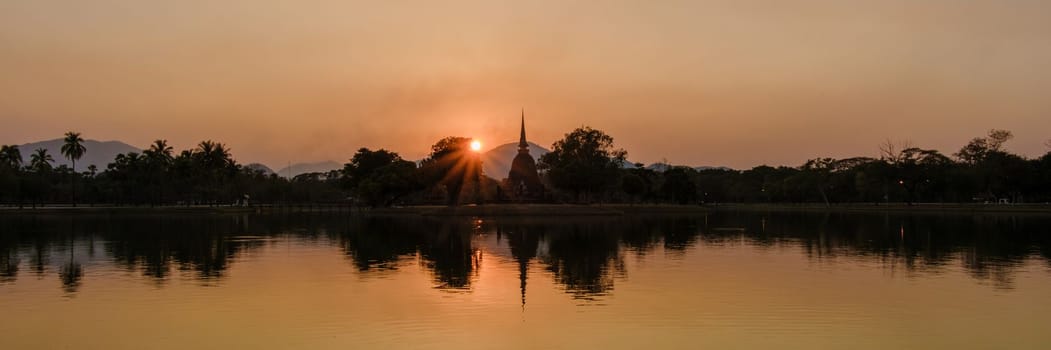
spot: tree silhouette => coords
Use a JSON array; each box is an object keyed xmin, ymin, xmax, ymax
[
  {"xmin": 143, "ymin": 140, "xmax": 174, "ymax": 205},
  {"xmin": 343, "ymin": 148, "xmax": 421, "ymax": 207},
  {"xmin": 660, "ymin": 166, "xmax": 698, "ymax": 204},
  {"xmin": 621, "ymin": 173, "xmax": 645, "ymax": 204},
  {"xmin": 538, "ymin": 126, "xmax": 627, "ymax": 203},
  {"xmin": 955, "ymin": 129, "xmax": 1013, "ymax": 165},
  {"xmin": 0, "ymin": 145, "xmax": 22, "ymax": 169},
  {"xmin": 420, "ymin": 137, "xmax": 479, "ymax": 206},
  {"xmin": 29, "ymin": 148, "xmax": 54, "ymax": 172},
  {"xmin": 192, "ymin": 141, "xmax": 236, "ymax": 205},
  {"xmin": 0, "ymin": 145, "xmax": 23, "ymax": 205},
  {"xmin": 61, "ymin": 132, "xmax": 87, "ymax": 206}
]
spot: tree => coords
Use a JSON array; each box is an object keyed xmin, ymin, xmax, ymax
[
  {"xmin": 343, "ymin": 148, "xmax": 402, "ymax": 189},
  {"xmin": 355, "ymin": 160, "xmax": 420, "ymax": 207},
  {"xmin": 26, "ymin": 148, "xmax": 54, "ymax": 207},
  {"xmin": 145, "ymin": 140, "xmax": 174, "ymax": 161},
  {"xmin": 29, "ymin": 148, "xmax": 54, "ymax": 173},
  {"xmin": 0, "ymin": 145, "xmax": 22, "ymax": 205},
  {"xmin": 420, "ymin": 137, "xmax": 480, "ymax": 206},
  {"xmin": 143, "ymin": 140, "xmax": 174, "ymax": 205},
  {"xmin": 537, "ymin": 126, "xmax": 626, "ymax": 202},
  {"xmin": 878, "ymin": 139, "xmax": 912, "ymax": 164},
  {"xmin": 800, "ymin": 158, "xmax": 837, "ymax": 206},
  {"xmin": 621, "ymin": 173, "xmax": 645, "ymax": 204},
  {"xmin": 660, "ymin": 166, "xmax": 698, "ymax": 204},
  {"xmin": 955, "ymin": 129, "xmax": 1013, "ymax": 164},
  {"xmin": 343, "ymin": 148, "xmax": 421, "ymax": 207},
  {"xmin": 0, "ymin": 145, "xmax": 22, "ymax": 169},
  {"xmin": 192, "ymin": 141, "xmax": 237, "ymax": 205},
  {"xmin": 61, "ymin": 132, "xmax": 87, "ymax": 206}
]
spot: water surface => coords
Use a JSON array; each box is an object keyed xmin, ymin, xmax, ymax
[{"xmin": 1, "ymin": 212, "xmax": 1050, "ymax": 349}]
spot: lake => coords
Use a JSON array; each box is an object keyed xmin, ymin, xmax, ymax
[{"xmin": 1, "ymin": 211, "xmax": 1049, "ymax": 349}]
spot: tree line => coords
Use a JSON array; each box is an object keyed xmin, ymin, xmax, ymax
[{"xmin": 1, "ymin": 128, "xmax": 1050, "ymax": 207}]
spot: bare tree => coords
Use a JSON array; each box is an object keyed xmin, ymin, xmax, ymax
[
  {"xmin": 878, "ymin": 139, "xmax": 912, "ymax": 164},
  {"xmin": 986, "ymin": 129, "xmax": 1013, "ymax": 151}
]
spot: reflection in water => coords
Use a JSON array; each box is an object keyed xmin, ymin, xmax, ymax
[
  {"xmin": 541, "ymin": 224, "xmax": 624, "ymax": 300},
  {"xmin": 418, "ymin": 220, "xmax": 480, "ymax": 290},
  {"xmin": 502, "ymin": 224, "xmax": 540, "ymax": 307},
  {"xmin": 0, "ymin": 212, "xmax": 1049, "ymax": 298},
  {"xmin": 59, "ymin": 260, "xmax": 82, "ymax": 294},
  {"xmin": 0, "ymin": 245, "xmax": 18, "ymax": 283}
]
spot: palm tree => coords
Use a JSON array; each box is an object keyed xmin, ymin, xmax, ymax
[
  {"xmin": 193, "ymin": 140, "xmax": 236, "ymax": 205},
  {"xmin": 144, "ymin": 140, "xmax": 174, "ymax": 205},
  {"xmin": 0, "ymin": 145, "xmax": 22, "ymax": 169},
  {"xmin": 0, "ymin": 145, "xmax": 23, "ymax": 207},
  {"xmin": 26, "ymin": 148, "xmax": 54, "ymax": 208},
  {"xmin": 145, "ymin": 139, "xmax": 174, "ymax": 161},
  {"xmin": 61, "ymin": 132, "xmax": 87, "ymax": 206},
  {"xmin": 29, "ymin": 148, "xmax": 54, "ymax": 172}
]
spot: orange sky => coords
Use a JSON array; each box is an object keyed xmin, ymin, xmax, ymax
[{"xmin": 2, "ymin": 1, "xmax": 1050, "ymax": 168}]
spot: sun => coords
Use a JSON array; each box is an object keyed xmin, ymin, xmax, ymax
[{"xmin": 470, "ymin": 140, "xmax": 482, "ymax": 152}]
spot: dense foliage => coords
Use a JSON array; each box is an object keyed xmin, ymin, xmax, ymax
[
  {"xmin": 2, "ymin": 129, "xmax": 1050, "ymax": 207},
  {"xmin": 537, "ymin": 127, "xmax": 627, "ymax": 202}
]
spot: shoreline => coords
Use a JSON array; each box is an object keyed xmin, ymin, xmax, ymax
[
  {"xmin": 713, "ymin": 203, "xmax": 1051, "ymax": 214},
  {"xmin": 2, "ymin": 203, "xmax": 1050, "ymax": 216}
]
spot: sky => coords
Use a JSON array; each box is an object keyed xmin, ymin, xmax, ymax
[{"xmin": 2, "ymin": 0, "xmax": 1050, "ymax": 169}]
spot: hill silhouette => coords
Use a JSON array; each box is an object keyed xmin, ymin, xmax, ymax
[
  {"xmin": 274, "ymin": 161, "xmax": 342, "ymax": 178},
  {"xmin": 481, "ymin": 141, "xmax": 550, "ymax": 180},
  {"xmin": 244, "ymin": 163, "xmax": 276, "ymax": 175},
  {"xmin": 18, "ymin": 138, "xmax": 140, "ymax": 170},
  {"xmin": 643, "ymin": 163, "xmax": 734, "ymax": 172}
]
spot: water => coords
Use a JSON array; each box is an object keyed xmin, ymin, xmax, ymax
[{"xmin": 1, "ymin": 212, "xmax": 1050, "ymax": 349}]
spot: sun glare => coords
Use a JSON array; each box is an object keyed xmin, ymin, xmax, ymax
[{"xmin": 470, "ymin": 140, "xmax": 482, "ymax": 152}]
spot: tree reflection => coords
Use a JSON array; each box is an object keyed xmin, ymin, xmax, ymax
[
  {"xmin": 337, "ymin": 217, "xmax": 418, "ymax": 272},
  {"xmin": 59, "ymin": 260, "xmax": 82, "ymax": 294},
  {"xmin": 337, "ymin": 217, "xmax": 481, "ymax": 291},
  {"xmin": 703, "ymin": 211, "xmax": 1051, "ymax": 289},
  {"xmin": 0, "ymin": 211, "xmax": 1049, "ymax": 295},
  {"xmin": 418, "ymin": 220, "xmax": 479, "ymax": 290},
  {"xmin": 541, "ymin": 224, "xmax": 624, "ymax": 300},
  {"xmin": 0, "ymin": 244, "xmax": 18, "ymax": 283}
]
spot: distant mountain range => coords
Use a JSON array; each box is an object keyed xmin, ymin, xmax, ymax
[
  {"xmin": 644, "ymin": 163, "xmax": 734, "ymax": 172},
  {"xmin": 274, "ymin": 161, "xmax": 342, "ymax": 178},
  {"xmin": 12, "ymin": 138, "xmax": 732, "ymax": 177},
  {"xmin": 244, "ymin": 163, "xmax": 276, "ymax": 175},
  {"xmin": 12, "ymin": 138, "xmax": 339, "ymax": 177},
  {"xmin": 17, "ymin": 138, "xmax": 141, "ymax": 170}
]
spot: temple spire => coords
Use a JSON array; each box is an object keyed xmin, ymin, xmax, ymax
[{"xmin": 519, "ymin": 108, "xmax": 528, "ymax": 150}]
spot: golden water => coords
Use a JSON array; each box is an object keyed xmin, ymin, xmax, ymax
[{"xmin": 1, "ymin": 213, "xmax": 1049, "ymax": 349}]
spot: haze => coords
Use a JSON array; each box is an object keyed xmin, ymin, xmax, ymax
[{"xmin": 2, "ymin": 0, "xmax": 1049, "ymax": 169}]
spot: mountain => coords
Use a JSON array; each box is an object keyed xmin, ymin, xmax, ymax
[
  {"xmin": 17, "ymin": 139, "xmax": 141, "ymax": 170},
  {"xmin": 481, "ymin": 142, "xmax": 550, "ymax": 180},
  {"xmin": 244, "ymin": 163, "xmax": 276, "ymax": 175},
  {"xmin": 274, "ymin": 161, "xmax": 342, "ymax": 178},
  {"xmin": 642, "ymin": 162, "xmax": 734, "ymax": 172},
  {"xmin": 694, "ymin": 165, "xmax": 733, "ymax": 172},
  {"xmin": 646, "ymin": 163, "xmax": 672, "ymax": 172}
]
